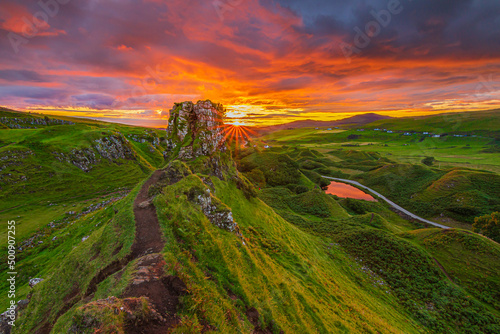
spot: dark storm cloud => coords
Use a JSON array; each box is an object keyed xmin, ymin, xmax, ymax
[
  {"xmin": 274, "ymin": 0, "xmax": 500, "ymax": 59},
  {"xmin": 71, "ymin": 93, "xmax": 116, "ymax": 108}
]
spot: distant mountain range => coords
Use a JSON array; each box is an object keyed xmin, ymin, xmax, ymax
[{"xmin": 252, "ymin": 113, "xmax": 392, "ymax": 133}]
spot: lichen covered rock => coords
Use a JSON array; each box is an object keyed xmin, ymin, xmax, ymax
[
  {"xmin": 166, "ymin": 100, "xmax": 227, "ymax": 160},
  {"xmin": 194, "ymin": 187, "xmax": 238, "ymax": 232},
  {"xmin": 52, "ymin": 134, "xmax": 136, "ymax": 172}
]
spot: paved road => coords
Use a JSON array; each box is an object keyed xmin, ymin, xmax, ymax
[{"xmin": 321, "ymin": 176, "xmax": 451, "ymax": 229}]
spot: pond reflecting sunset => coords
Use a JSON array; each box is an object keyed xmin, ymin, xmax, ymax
[{"xmin": 325, "ymin": 181, "xmax": 377, "ymax": 202}]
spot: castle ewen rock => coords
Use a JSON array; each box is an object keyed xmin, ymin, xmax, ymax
[{"xmin": 166, "ymin": 100, "xmax": 227, "ymax": 160}]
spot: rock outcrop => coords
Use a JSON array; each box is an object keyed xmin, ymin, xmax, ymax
[
  {"xmin": 52, "ymin": 134, "xmax": 136, "ymax": 172},
  {"xmin": 161, "ymin": 101, "xmax": 254, "ymax": 236},
  {"xmin": 166, "ymin": 100, "xmax": 227, "ymax": 160},
  {"xmin": 189, "ymin": 185, "xmax": 239, "ymax": 232},
  {"xmin": 0, "ymin": 116, "xmax": 74, "ymax": 129}
]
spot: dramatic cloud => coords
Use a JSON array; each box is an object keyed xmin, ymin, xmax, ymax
[{"xmin": 0, "ymin": 0, "xmax": 499, "ymax": 126}]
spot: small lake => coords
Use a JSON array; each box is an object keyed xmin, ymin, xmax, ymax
[{"xmin": 325, "ymin": 181, "xmax": 377, "ymax": 202}]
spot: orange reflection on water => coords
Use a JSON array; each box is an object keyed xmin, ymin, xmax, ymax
[{"xmin": 325, "ymin": 181, "xmax": 377, "ymax": 202}]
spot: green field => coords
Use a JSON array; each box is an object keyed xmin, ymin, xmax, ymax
[
  {"xmin": 365, "ymin": 109, "xmax": 500, "ymax": 133},
  {"xmin": 1, "ymin": 107, "xmax": 499, "ymax": 333},
  {"xmin": 262, "ymin": 127, "xmax": 499, "ymax": 172},
  {"xmin": 258, "ymin": 110, "xmax": 500, "ymax": 226}
]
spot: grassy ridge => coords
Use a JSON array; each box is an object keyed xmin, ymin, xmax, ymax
[
  {"xmin": 0, "ymin": 109, "xmax": 168, "ymax": 244},
  {"xmin": 10, "ymin": 160, "xmax": 425, "ymax": 333}
]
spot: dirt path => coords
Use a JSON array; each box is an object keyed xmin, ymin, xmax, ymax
[
  {"xmin": 131, "ymin": 170, "xmax": 165, "ymax": 257},
  {"xmin": 123, "ymin": 169, "xmax": 186, "ymax": 333},
  {"xmin": 36, "ymin": 170, "xmax": 186, "ymax": 334},
  {"xmin": 433, "ymin": 258, "xmax": 455, "ymax": 284}
]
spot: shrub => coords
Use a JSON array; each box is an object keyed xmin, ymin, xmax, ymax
[
  {"xmin": 473, "ymin": 212, "xmax": 500, "ymax": 243},
  {"xmin": 245, "ymin": 169, "xmax": 266, "ymax": 188},
  {"xmin": 294, "ymin": 185, "xmax": 309, "ymax": 194},
  {"xmin": 319, "ymin": 178, "xmax": 330, "ymax": 189},
  {"xmin": 422, "ymin": 156, "xmax": 435, "ymax": 166}
]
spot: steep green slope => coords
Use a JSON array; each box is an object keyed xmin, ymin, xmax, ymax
[
  {"xmin": 0, "ymin": 109, "xmax": 169, "ymax": 244},
  {"xmin": 152, "ymin": 166, "xmax": 421, "ymax": 333},
  {"xmin": 336, "ymin": 228, "xmax": 499, "ymax": 333},
  {"xmin": 402, "ymin": 229, "xmax": 500, "ymax": 311},
  {"xmin": 8, "ymin": 178, "xmax": 145, "ymax": 333}
]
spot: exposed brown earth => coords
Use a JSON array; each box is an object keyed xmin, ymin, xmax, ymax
[
  {"xmin": 433, "ymin": 258, "xmax": 456, "ymax": 284},
  {"xmin": 122, "ymin": 169, "xmax": 187, "ymax": 333},
  {"xmin": 35, "ymin": 170, "xmax": 187, "ymax": 333},
  {"xmin": 131, "ymin": 170, "xmax": 166, "ymax": 257}
]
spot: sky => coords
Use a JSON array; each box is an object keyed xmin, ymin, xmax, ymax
[{"xmin": 0, "ymin": 0, "xmax": 499, "ymax": 127}]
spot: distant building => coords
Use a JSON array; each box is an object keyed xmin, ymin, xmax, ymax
[
  {"xmin": 423, "ymin": 132, "xmax": 429, "ymax": 135},
  {"xmin": 387, "ymin": 131, "xmax": 393, "ymax": 134},
  {"xmin": 327, "ymin": 128, "xmax": 332, "ymax": 131}
]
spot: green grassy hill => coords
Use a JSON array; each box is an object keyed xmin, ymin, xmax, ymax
[
  {"xmin": 0, "ymin": 108, "xmax": 168, "ymax": 244},
  {"xmin": 9, "ymin": 162, "xmax": 423, "ymax": 334},
  {"xmin": 402, "ymin": 229, "xmax": 500, "ymax": 311},
  {"xmin": 235, "ymin": 147, "xmax": 500, "ymax": 332},
  {"xmin": 354, "ymin": 164, "xmax": 500, "ymax": 223},
  {"xmin": 2, "ymin": 106, "xmax": 500, "ymax": 333},
  {"xmin": 364, "ymin": 109, "xmax": 500, "ymax": 134}
]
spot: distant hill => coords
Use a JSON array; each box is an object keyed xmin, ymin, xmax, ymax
[
  {"xmin": 253, "ymin": 113, "xmax": 392, "ymax": 134},
  {"xmin": 363, "ymin": 109, "xmax": 500, "ymax": 134}
]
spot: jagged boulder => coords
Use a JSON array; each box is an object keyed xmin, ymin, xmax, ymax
[
  {"xmin": 94, "ymin": 135, "xmax": 135, "ymax": 161},
  {"xmin": 184, "ymin": 181, "xmax": 239, "ymax": 232},
  {"xmin": 166, "ymin": 100, "xmax": 227, "ymax": 160},
  {"xmin": 0, "ymin": 307, "xmax": 15, "ymax": 334},
  {"xmin": 29, "ymin": 278, "xmax": 43, "ymax": 288}
]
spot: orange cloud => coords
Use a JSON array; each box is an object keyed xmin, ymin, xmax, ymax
[{"xmin": 0, "ymin": 0, "xmax": 498, "ymax": 126}]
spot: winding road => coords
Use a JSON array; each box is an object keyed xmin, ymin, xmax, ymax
[{"xmin": 321, "ymin": 176, "xmax": 451, "ymax": 229}]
